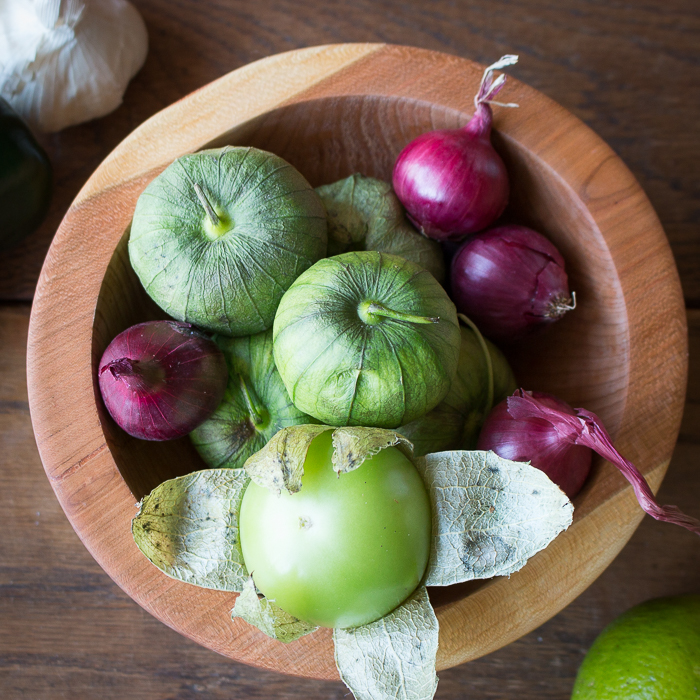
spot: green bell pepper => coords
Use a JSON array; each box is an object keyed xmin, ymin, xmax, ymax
[{"xmin": 0, "ymin": 97, "xmax": 52, "ymax": 251}]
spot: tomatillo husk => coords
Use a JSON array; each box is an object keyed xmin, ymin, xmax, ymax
[
  {"xmin": 190, "ymin": 329, "xmax": 313, "ymax": 469},
  {"xmin": 129, "ymin": 146, "xmax": 327, "ymax": 336},
  {"xmin": 272, "ymin": 251, "xmax": 460, "ymax": 428},
  {"xmin": 398, "ymin": 321, "xmax": 517, "ymax": 456},
  {"xmin": 316, "ymin": 173, "xmax": 445, "ymax": 283}
]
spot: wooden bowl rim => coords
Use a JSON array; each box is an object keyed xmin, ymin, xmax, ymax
[{"xmin": 26, "ymin": 43, "xmax": 687, "ymax": 679}]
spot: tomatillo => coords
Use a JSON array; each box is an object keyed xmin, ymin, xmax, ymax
[
  {"xmin": 239, "ymin": 431, "xmax": 432, "ymax": 629},
  {"xmin": 273, "ymin": 251, "xmax": 460, "ymax": 428}
]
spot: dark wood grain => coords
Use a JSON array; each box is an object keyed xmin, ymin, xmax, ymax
[
  {"xmin": 0, "ymin": 0, "xmax": 698, "ymax": 305},
  {"xmin": 2, "ymin": 305, "xmax": 699, "ymax": 698}
]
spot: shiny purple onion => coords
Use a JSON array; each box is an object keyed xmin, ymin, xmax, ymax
[
  {"xmin": 479, "ymin": 390, "xmax": 700, "ymax": 536},
  {"xmin": 98, "ymin": 320, "xmax": 228, "ymax": 441},
  {"xmin": 477, "ymin": 391, "xmax": 592, "ymax": 498},
  {"xmin": 450, "ymin": 224, "xmax": 576, "ymax": 341},
  {"xmin": 392, "ymin": 55, "xmax": 518, "ymax": 241}
]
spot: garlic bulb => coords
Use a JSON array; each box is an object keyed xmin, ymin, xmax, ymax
[{"xmin": 0, "ymin": 0, "xmax": 148, "ymax": 132}]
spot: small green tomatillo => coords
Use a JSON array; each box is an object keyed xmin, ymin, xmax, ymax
[
  {"xmin": 190, "ymin": 329, "xmax": 314, "ymax": 470},
  {"xmin": 316, "ymin": 173, "xmax": 445, "ymax": 283},
  {"xmin": 398, "ymin": 317, "xmax": 517, "ymax": 456},
  {"xmin": 272, "ymin": 251, "xmax": 461, "ymax": 428}
]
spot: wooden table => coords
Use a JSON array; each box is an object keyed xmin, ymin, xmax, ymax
[{"xmin": 1, "ymin": 2, "xmax": 698, "ymax": 698}]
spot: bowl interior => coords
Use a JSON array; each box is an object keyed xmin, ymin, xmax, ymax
[{"xmin": 94, "ymin": 94, "xmax": 629, "ymax": 504}]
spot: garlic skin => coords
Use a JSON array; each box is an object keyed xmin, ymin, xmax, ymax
[{"xmin": 0, "ymin": 0, "xmax": 148, "ymax": 133}]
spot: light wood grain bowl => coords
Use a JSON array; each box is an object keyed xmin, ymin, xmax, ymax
[{"xmin": 27, "ymin": 44, "xmax": 687, "ymax": 679}]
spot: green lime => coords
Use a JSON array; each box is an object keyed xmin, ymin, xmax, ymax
[{"xmin": 572, "ymin": 594, "xmax": 700, "ymax": 699}]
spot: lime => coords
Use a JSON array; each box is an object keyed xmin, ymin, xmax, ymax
[{"xmin": 572, "ymin": 594, "xmax": 700, "ymax": 699}]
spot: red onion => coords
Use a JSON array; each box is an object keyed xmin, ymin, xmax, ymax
[
  {"xmin": 98, "ymin": 321, "xmax": 228, "ymax": 441},
  {"xmin": 477, "ymin": 391, "xmax": 592, "ymax": 498},
  {"xmin": 480, "ymin": 390, "xmax": 700, "ymax": 536},
  {"xmin": 450, "ymin": 224, "xmax": 576, "ymax": 341},
  {"xmin": 392, "ymin": 55, "xmax": 518, "ymax": 241}
]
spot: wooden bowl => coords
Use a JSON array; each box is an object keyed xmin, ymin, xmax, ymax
[{"xmin": 27, "ymin": 44, "xmax": 687, "ymax": 679}]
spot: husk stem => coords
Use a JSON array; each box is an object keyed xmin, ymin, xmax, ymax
[
  {"xmin": 238, "ymin": 373, "xmax": 265, "ymax": 427},
  {"xmin": 458, "ymin": 313, "xmax": 494, "ymax": 418},
  {"xmin": 362, "ymin": 301, "xmax": 439, "ymax": 325},
  {"xmin": 193, "ymin": 182, "xmax": 220, "ymax": 228}
]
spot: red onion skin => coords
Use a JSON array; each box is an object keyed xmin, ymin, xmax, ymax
[
  {"xmin": 450, "ymin": 225, "xmax": 573, "ymax": 341},
  {"xmin": 98, "ymin": 321, "xmax": 228, "ymax": 441},
  {"xmin": 392, "ymin": 103, "xmax": 510, "ymax": 241},
  {"xmin": 482, "ymin": 390, "xmax": 700, "ymax": 536},
  {"xmin": 477, "ymin": 391, "xmax": 592, "ymax": 499}
]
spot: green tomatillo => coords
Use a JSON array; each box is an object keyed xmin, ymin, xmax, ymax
[
  {"xmin": 316, "ymin": 173, "xmax": 445, "ymax": 283},
  {"xmin": 129, "ymin": 146, "xmax": 328, "ymax": 336},
  {"xmin": 239, "ymin": 429, "xmax": 432, "ymax": 629},
  {"xmin": 398, "ymin": 316, "xmax": 517, "ymax": 456},
  {"xmin": 190, "ymin": 329, "xmax": 314, "ymax": 470},
  {"xmin": 272, "ymin": 251, "xmax": 461, "ymax": 428}
]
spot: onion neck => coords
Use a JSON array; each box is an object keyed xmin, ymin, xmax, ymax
[
  {"xmin": 465, "ymin": 54, "xmax": 519, "ymax": 140},
  {"xmin": 464, "ymin": 102, "xmax": 493, "ymax": 140},
  {"xmin": 103, "ymin": 357, "xmax": 166, "ymax": 392},
  {"xmin": 358, "ymin": 300, "xmax": 439, "ymax": 326}
]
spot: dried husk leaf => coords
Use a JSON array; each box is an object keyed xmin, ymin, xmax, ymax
[
  {"xmin": 243, "ymin": 424, "xmax": 333, "ymax": 494},
  {"xmin": 416, "ymin": 450, "xmax": 573, "ymax": 586},
  {"xmin": 132, "ymin": 468, "xmax": 249, "ymax": 592},
  {"xmin": 333, "ymin": 586, "xmax": 438, "ymax": 700},
  {"xmin": 231, "ymin": 577, "xmax": 318, "ymax": 643},
  {"xmin": 331, "ymin": 427, "xmax": 414, "ymax": 475},
  {"xmin": 244, "ymin": 424, "xmax": 416, "ymax": 494}
]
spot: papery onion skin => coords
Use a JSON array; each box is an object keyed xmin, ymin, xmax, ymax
[
  {"xmin": 450, "ymin": 225, "xmax": 575, "ymax": 341},
  {"xmin": 497, "ymin": 390, "xmax": 700, "ymax": 536},
  {"xmin": 98, "ymin": 320, "xmax": 228, "ymax": 441},
  {"xmin": 392, "ymin": 57, "xmax": 517, "ymax": 241},
  {"xmin": 477, "ymin": 391, "xmax": 592, "ymax": 499}
]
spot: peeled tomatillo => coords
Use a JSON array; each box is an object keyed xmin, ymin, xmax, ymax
[{"xmin": 239, "ymin": 431, "xmax": 432, "ymax": 629}]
